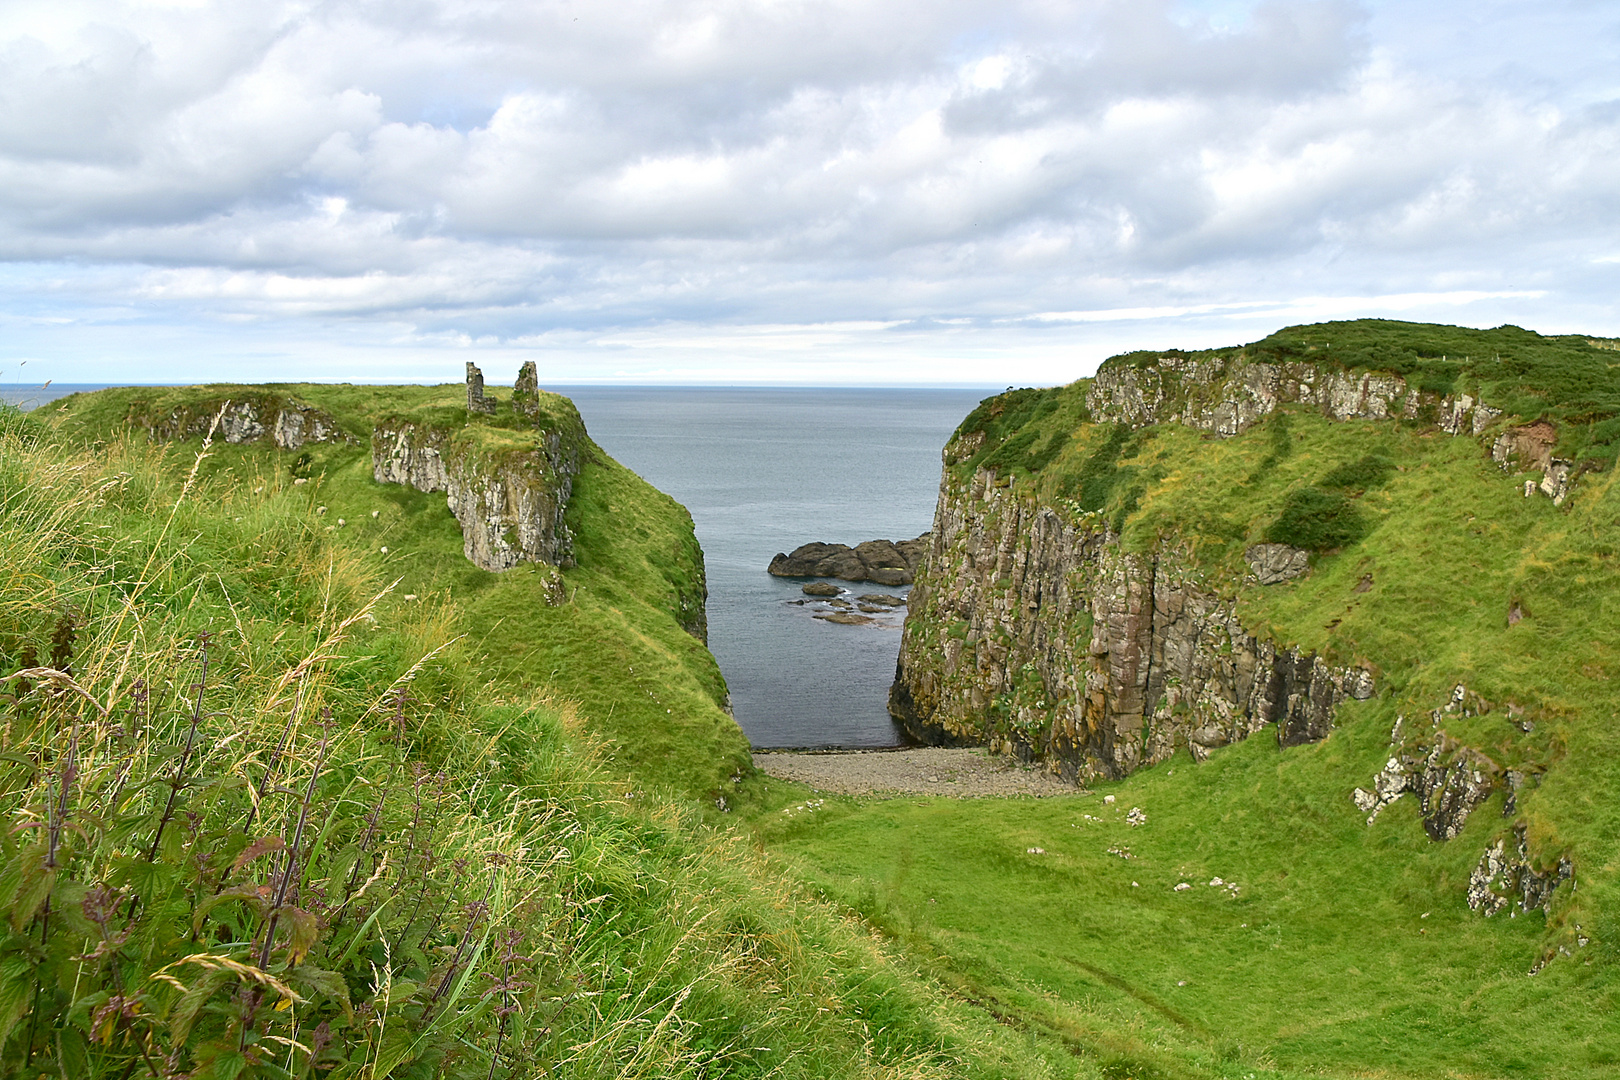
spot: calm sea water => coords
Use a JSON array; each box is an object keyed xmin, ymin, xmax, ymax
[
  {"xmin": 2, "ymin": 382, "xmax": 989, "ymax": 748},
  {"xmin": 565, "ymin": 387, "xmax": 987, "ymax": 748}
]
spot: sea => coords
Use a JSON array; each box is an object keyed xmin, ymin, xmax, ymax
[{"xmin": 1, "ymin": 382, "xmax": 990, "ymax": 748}]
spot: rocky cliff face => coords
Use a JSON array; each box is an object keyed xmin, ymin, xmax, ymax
[
  {"xmin": 889, "ymin": 465, "xmax": 1374, "ymax": 782},
  {"xmin": 142, "ymin": 394, "xmax": 355, "ymax": 450},
  {"xmin": 1088, "ymin": 351, "xmax": 1572, "ymax": 503},
  {"xmin": 372, "ymin": 419, "xmax": 585, "ymax": 572}
]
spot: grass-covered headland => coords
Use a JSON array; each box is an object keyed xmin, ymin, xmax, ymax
[
  {"xmin": 758, "ymin": 320, "xmax": 1620, "ymax": 1079},
  {"xmin": 10, "ymin": 318, "xmax": 1619, "ymax": 1080},
  {"xmin": 0, "ymin": 390, "xmax": 1064, "ymax": 1079}
]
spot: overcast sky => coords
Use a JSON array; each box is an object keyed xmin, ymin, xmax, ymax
[{"xmin": 2, "ymin": 0, "xmax": 1617, "ymax": 387}]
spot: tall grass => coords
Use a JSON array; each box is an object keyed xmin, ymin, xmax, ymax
[{"xmin": 0, "ymin": 419, "xmax": 1071, "ymax": 1079}]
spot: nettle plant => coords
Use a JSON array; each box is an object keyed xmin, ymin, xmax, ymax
[{"xmin": 0, "ymin": 634, "xmax": 564, "ymax": 1079}]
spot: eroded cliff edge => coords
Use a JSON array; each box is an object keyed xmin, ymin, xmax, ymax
[
  {"xmin": 889, "ymin": 469, "xmax": 1375, "ymax": 782},
  {"xmin": 891, "ymin": 322, "xmax": 1620, "ymax": 927}
]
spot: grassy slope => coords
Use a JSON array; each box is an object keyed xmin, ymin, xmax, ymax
[
  {"xmin": 0, "ymin": 400, "xmax": 1081, "ymax": 1079},
  {"xmin": 753, "ymin": 322, "xmax": 1620, "ymax": 1078},
  {"xmin": 48, "ymin": 383, "xmax": 748, "ymax": 801}
]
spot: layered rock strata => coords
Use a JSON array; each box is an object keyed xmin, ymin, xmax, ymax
[
  {"xmin": 1086, "ymin": 353, "xmax": 1501, "ymax": 438},
  {"xmin": 768, "ymin": 535, "xmax": 930, "ymax": 586},
  {"xmin": 372, "ymin": 416, "xmax": 585, "ymax": 573},
  {"xmin": 889, "ymin": 466, "xmax": 1374, "ymax": 782}
]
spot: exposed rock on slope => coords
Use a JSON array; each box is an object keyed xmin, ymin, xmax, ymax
[
  {"xmin": 1351, "ymin": 686, "xmax": 1571, "ymax": 917},
  {"xmin": 1088, "ymin": 350, "xmax": 1573, "ymax": 502},
  {"xmin": 768, "ymin": 535, "xmax": 930, "ymax": 585},
  {"xmin": 140, "ymin": 394, "xmax": 355, "ymax": 450},
  {"xmin": 889, "ymin": 466, "xmax": 1373, "ymax": 782},
  {"xmin": 373, "ymin": 416, "xmax": 585, "ymax": 572},
  {"xmin": 1087, "ymin": 352, "xmax": 1500, "ymax": 437}
]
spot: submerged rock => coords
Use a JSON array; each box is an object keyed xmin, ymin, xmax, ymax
[{"xmin": 815, "ymin": 611, "xmax": 876, "ymax": 626}]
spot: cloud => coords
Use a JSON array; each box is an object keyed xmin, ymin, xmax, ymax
[{"xmin": 0, "ymin": 0, "xmax": 1617, "ymax": 382}]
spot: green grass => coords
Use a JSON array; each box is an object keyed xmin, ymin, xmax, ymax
[
  {"xmin": 750, "ymin": 320, "xmax": 1620, "ymax": 1078},
  {"xmin": 46, "ymin": 384, "xmax": 746, "ymax": 801},
  {"xmin": 0, "ymin": 403, "xmax": 1085, "ymax": 1079},
  {"xmin": 754, "ymin": 700, "xmax": 1617, "ymax": 1078}
]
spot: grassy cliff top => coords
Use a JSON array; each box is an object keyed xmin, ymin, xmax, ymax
[
  {"xmin": 51, "ymin": 381, "xmax": 587, "ymax": 458},
  {"xmin": 1110, "ymin": 318, "xmax": 1620, "ymax": 427},
  {"xmin": 44, "ymin": 382, "xmax": 725, "ymax": 798}
]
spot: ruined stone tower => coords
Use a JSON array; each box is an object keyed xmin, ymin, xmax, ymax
[
  {"xmin": 513, "ymin": 361, "xmax": 540, "ymax": 419},
  {"xmin": 465, "ymin": 363, "xmax": 496, "ymax": 414}
]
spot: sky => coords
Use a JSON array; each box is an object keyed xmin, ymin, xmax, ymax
[{"xmin": 1, "ymin": 0, "xmax": 1617, "ymax": 387}]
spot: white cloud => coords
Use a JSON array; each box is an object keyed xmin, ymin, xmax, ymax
[{"xmin": 0, "ymin": 0, "xmax": 1616, "ymax": 383}]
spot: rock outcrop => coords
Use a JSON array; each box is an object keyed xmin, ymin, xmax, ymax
[
  {"xmin": 1490, "ymin": 420, "xmax": 1574, "ymax": 505},
  {"xmin": 768, "ymin": 535, "xmax": 930, "ymax": 586},
  {"xmin": 142, "ymin": 394, "xmax": 355, "ymax": 450},
  {"xmin": 1087, "ymin": 352, "xmax": 1502, "ymax": 438},
  {"xmin": 372, "ymin": 404, "xmax": 586, "ymax": 573},
  {"xmin": 1350, "ymin": 686, "xmax": 1571, "ymax": 917},
  {"xmin": 1087, "ymin": 350, "xmax": 1579, "ymax": 503},
  {"xmin": 1245, "ymin": 543, "xmax": 1310, "ymax": 585},
  {"xmin": 889, "ymin": 465, "xmax": 1374, "ymax": 782},
  {"xmin": 1469, "ymin": 825, "xmax": 1573, "ymax": 918}
]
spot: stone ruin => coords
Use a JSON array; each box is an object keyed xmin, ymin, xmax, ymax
[
  {"xmin": 513, "ymin": 361, "xmax": 540, "ymax": 418},
  {"xmin": 466, "ymin": 361, "xmax": 542, "ymax": 419},
  {"xmin": 466, "ymin": 363, "xmax": 497, "ymax": 414}
]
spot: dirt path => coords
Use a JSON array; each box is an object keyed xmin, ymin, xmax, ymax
[{"xmin": 752, "ymin": 747, "xmax": 1082, "ymax": 797}]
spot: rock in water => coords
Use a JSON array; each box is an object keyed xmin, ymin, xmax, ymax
[
  {"xmin": 815, "ymin": 611, "xmax": 876, "ymax": 626},
  {"xmin": 768, "ymin": 533, "xmax": 931, "ymax": 584},
  {"xmin": 1245, "ymin": 543, "xmax": 1310, "ymax": 585},
  {"xmin": 802, "ymin": 582, "xmax": 842, "ymax": 596}
]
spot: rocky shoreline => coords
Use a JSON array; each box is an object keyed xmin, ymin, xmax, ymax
[{"xmin": 752, "ymin": 747, "xmax": 1079, "ymax": 797}]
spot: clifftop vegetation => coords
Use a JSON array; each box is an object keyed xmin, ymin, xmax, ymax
[
  {"xmin": 0, "ymin": 388, "xmax": 1085, "ymax": 1080},
  {"xmin": 770, "ymin": 319, "xmax": 1620, "ymax": 1078}
]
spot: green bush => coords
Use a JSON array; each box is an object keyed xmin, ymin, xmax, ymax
[
  {"xmin": 1265, "ymin": 485, "xmax": 1368, "ymax": 551},
  {"xmin": 1320, "ymin": 452, "xmax": 1395, "ymax": 491}
]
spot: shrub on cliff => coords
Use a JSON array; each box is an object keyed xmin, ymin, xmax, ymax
[{"xmin": 1264, "ymin": 485, "xmax": 1367, "ymax": 551}]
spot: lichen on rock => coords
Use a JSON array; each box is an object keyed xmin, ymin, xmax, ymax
[
  {"xmin": 1469, "ymin": 824, "xmax": 1573, "ymax": 918},
  {"xmin": 142, "ymin": 394, "xmax": 354, "ymax": 450}
]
